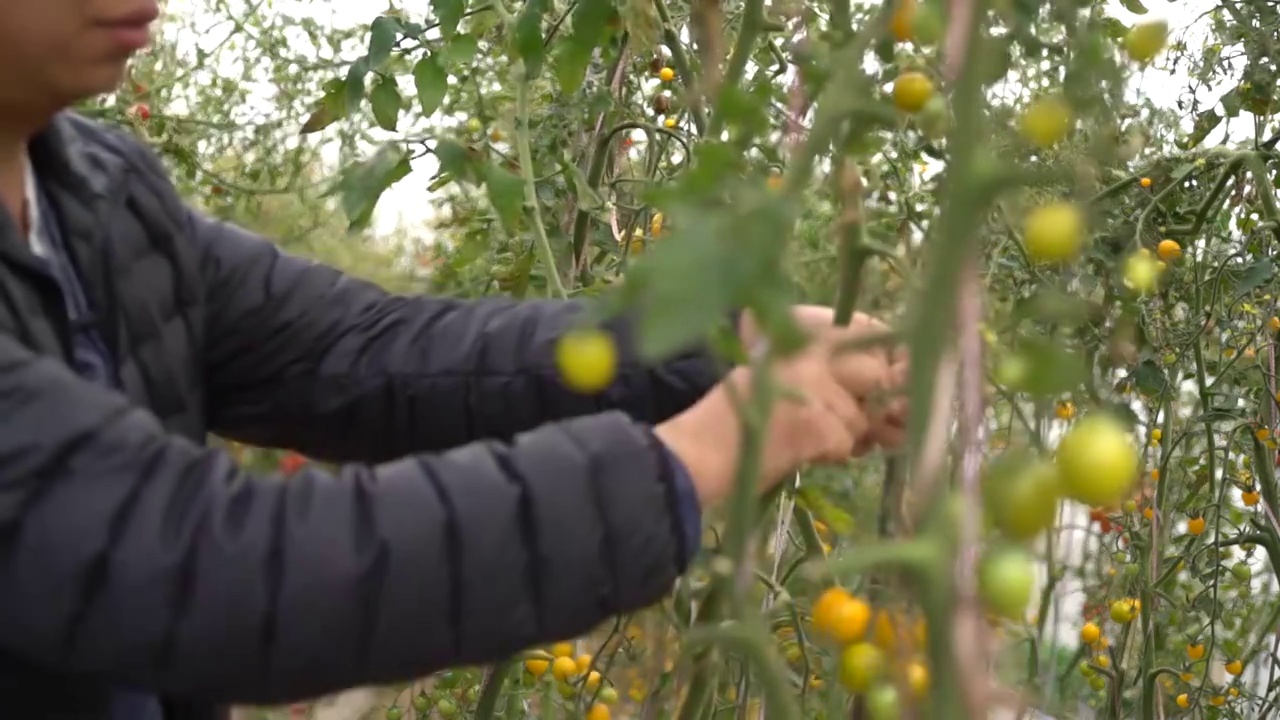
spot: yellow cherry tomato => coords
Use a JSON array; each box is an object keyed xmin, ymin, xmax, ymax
[
  {"xmin": 892, "ymin": 71, "xmax": 935, "ymax": 113},
  {"xmin": 1056, "ymin": 414, "xmax": 1138, "ymax": 508},
  {"xmin": 1024, "ymin": 202, "xmax": 1086, "ymax": 263},
  {"xmin": 839, "ymin": 642, "xmax": 885, "ymax": 693},
  {"xmin": 1124, "ymin": 20, "xmax": 1168, "ymax": 63},
  {"xmin": 555, "ymin": 329, "xmax": 618, "ymax": 393},
  {"xmin": 552, "ymin": 656, "xmax": 579, "ymax": 681},
  {"xmin": 1157, "ymin": 239, "xmax": 1182, "ymax": 261},
  {"xmin": 1019, "ymin": 96, "xmax": 1073, "ymax": 149}
]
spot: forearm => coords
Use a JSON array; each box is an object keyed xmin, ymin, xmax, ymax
[
  {"xmin": 0, "ymin": 336, "xmax": 695, "ymax": 704},
  {"xmin": 201, "ymin": 220, "xmax": 723, "ymax": 461}
]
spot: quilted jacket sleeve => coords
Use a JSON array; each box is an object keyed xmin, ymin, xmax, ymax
[
  {"xmin": 192, "ymin": 211, "xmax": 724, "ymax": 463},
  {"xmin": 0, "ymin": 331, "xmax": 690, "ymax": 704}
]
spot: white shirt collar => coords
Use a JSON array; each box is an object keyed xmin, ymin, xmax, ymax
[{"xmin": 23, "ymin": 152, "xmax": 48, "ymax": 259}]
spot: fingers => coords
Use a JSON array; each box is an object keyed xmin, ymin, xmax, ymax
[
  {"xmin": 828, "ymin": 347, "xmax": 893, "ymax": 398},
  {"xmin": 814, "ymin": 373, "xmax": 869, "ymax": 444},
  {"xmin": 811, "ymin": 410, "xmax": 858, "ymax": 464}
]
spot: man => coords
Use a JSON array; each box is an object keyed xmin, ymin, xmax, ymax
[{"xmin": 0, "ymin": 2, "xmax": 908, "ymax": 719}]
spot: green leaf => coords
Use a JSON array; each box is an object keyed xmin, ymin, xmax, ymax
[
  {"xmin": 337, "ymin": 143, "xmax": 413, "ymax": 229},
  {"xmin": 412, "ymin": 55, "xmax": 449, "ymax": 116},
  {"xmin": 1014, "ymin": 338, "xmax": 1087, "ymax": 397},
  {"xmin": 434, "ymin": 139, "xmax": 477, "ymax": 183},
  {"xmin": 561, "ymin": 159, "xmax": 604, "ymax": 211},
  {"xmin": 556, "ymin": 1, "xmax": 614, "ymax": 95},
  {"xmin": 432, "ymin": 0, "xmax": 466, "ymax": 38},
  {"xmin": 1119, "ymin": 0, "xmax": 1147, "ymax": 14},
  {"xmin": 445, "ymin": 34, "xmax": 480, "ymax": 65},
  {"xmin": 1186, "ymin": 109, "xmax": 1222, "ymax": 149},
  {"xmin": 370, "ymin": 78, "xmax": 402, "ymax": 131},
  {"xmin": 483, "ymin": 163, "xmax": 524, "ymax": 233},
  {"xmin": 515, "ymin": 0, "xmax": 551, "ymax": 80},
  {"xmin": 1234, "ymin": 259, "xmax": 1275, "ymax": 294},
  {"xmin": 368, "ymin": 15, "xmax": 401, "ymax": 68},
  {"xmin": 344, "ymin": 57, "xmax": 371, "ymax": 114},
  {"xmin": 299, "ymin": 79, "xmax": 349, "ymax": 134},
  {"xmin": 1133, "ymin": 359, "xmax": 1167, "ymax": 397}
]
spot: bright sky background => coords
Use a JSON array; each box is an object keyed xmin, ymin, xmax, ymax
[{"xmin": 161, "ymin": 0, "xmax": 1223, "ymax": 238}]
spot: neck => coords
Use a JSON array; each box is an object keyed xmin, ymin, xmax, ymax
[{"xmin": 0, "ymin": 111, "xmax": 49, "ymax": 237}]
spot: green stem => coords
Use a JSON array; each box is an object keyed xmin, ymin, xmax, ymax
[
  {"xmin": 652, "ymin": 0, "xmax": 707, "ymax": 135},
  {"xmin": 514, "ymin": 61, "xmax": 568, "ymax": 300},
  {"xmin": 705, "ymin": 0, "xmax": 765, "ymax": 139},
  {"xmin": 473, "ymin": 659, "xmax": 515, "ymax": 720},
  {"xmin": 1166, "ymin": 155, "xmax": 1245, "ymax": 238}
]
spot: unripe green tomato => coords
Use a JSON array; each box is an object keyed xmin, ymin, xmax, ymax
[
  {"xmin": 865, "ymin": 683, "xmax": 902, "ymax": 720},
  {"xmin": 437, "ymin": 699, "xmax": 458, "ymax": 719},
  {"xmin": 1089, "ymin": 675, "xmax": 1107, "ymax": 691},
  {"xmin": 1232, "ymin": 562, "xmax": 1252, "ymax": 583}
]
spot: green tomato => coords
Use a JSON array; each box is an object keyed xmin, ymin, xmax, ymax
[
  {"xmin": 385, "ymin": 707, "xmax": 403, "ymax": 720},
  {"xmin": 979, "ymin": 546, "xmax": 1036, "ymax": 619},
  {"xmin": 982, "ymin": 450, "xmax": 1062, "ymax": 541},
  {"xmin": 412, "ymin": 694, "xmax": 429, "ymax": 713},
  {"xmin": 995, "ymin": 354, "xmax": 1030, "ymax": 390},
  {"xmin": 437, "ymin": 699, "xmax": 458, "ymax": 719},
  {"xmin": 1232, "ymin": 562, "xmax": 1252, "ymax": 583},
  {"xmin": 865, "ymin": 683, "xmax": 902, "ymax": 720},
  {"xmin": 1089, "ymin": 675, "xmax": 1107, "ymax": 691}
]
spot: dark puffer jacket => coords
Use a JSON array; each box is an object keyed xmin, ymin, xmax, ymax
[{"xmin": 0, "ymin": 113, "xmax": 722, "ymax": 719}]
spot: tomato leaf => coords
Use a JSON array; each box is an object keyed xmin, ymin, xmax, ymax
[
  {"xmin": 1014, "ymin": 338, "xmax": 1088, "ymax": 397},
  {"xmin": 483, "ymin": 163, "xmax": 524, "ymax": 233},
  {"xmin": 445, "ymin": 34, "xmax": 480, "ymax": 65},
  {"xmin": 1234, "ymin": 259, "xmax": 1275, "ymax": 295},
  {"xmin": 370, "ymin": 77, "xmax": 402, "ymax": 131},
  {"xmin": 556, "ymin": 1, "xmax": 614, "ymax": 95},
  {"xmin": 433, "ymin": 139, "xmax": 477, "ymax": 184},
  {"xmin": 431, "ymin": 0, "xmax": 466, "ymax": 39},
  {"xmin": 368, "ymin": 15, "xmax": 401, "ymax": 68},
  {"xmin": 336, "ymin": 143, "xmax": 412, "ymax": 229},
  {"xmin": 299, "ymin": 78, "xmax": 349, "ymax": 134},
  {"xmin": 515, "ymin": 0, "xmax": 551, "ymax": 80},
  {"xmin": 344, "ymin": 57, "xmax": 371, "ymax": 114},
  {"xmin": 412, "ymin": 55, "xmax": 449, "ymax": 117},
  {"xmin": 1133, "ymin": 359, "xmax": 1168, "ymax": 397},
  {"xmin": 1119, "ymin": 0, "xmax": 1147, "ymax": 14}
]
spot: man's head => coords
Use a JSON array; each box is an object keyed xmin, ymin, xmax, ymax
[{"xmin": 0, "ymin": 1, "xmax": 158, "ymax": 122}]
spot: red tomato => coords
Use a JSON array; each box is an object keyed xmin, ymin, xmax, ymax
[{"xmin": 278, "ymin": 452, "xmax": 307, "ymax": 476}]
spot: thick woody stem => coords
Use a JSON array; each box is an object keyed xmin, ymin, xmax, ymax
[
  {"xmin": 953, "ymin": 262, "xmax": 990, "ymax": 720},
  {"xmin": 943, "ymin": 0, "xmax": 992, "ymax": 716}
]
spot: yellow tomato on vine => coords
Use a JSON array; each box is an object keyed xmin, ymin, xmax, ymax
[{"xmin": 892, "ymin": 71, "xmax": 935, "ymax": 113}]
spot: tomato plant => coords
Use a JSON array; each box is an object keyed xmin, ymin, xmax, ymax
[{"xmin": 121, "ymin": 0, "xmax": 1280, "ymax": 718}]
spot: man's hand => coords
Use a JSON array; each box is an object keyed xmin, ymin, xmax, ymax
[
  {"xmin": 739, "ymin": 305, "xmax": 908, "ymax": 452},
  {"xmin": 656, "ymin": 308, "xmax": 908, "ymax": 507}
]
